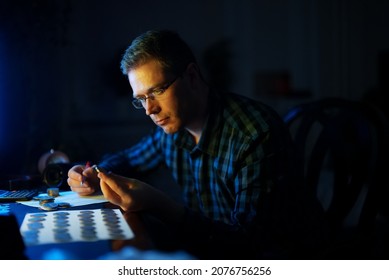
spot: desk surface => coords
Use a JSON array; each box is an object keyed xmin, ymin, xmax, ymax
[{"xmin": 4, "ymin": 201, "xmax": 154, "ymax": 260}]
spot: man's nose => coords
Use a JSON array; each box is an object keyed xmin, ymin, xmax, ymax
[{"xmin": 145, "ymin": 98, "xmax": 160, "ymax": 116}]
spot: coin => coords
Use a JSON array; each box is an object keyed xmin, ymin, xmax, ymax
[{"xmin": 40, "ymin": 202, "xmax": 59, "ymax": 211}]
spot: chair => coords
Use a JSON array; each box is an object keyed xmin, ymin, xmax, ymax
[{"xmin": 283, "ymin": 97, "xmax": 389, "ymax": 259}]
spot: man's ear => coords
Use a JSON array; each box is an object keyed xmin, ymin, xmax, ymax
[{"xmin": 185, "ymin": 62, "xmax": 202, "ymax": 87}]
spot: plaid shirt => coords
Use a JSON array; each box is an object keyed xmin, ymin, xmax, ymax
[{"xmin": 99, "ymin": 91, "xmax": 293, "ymax": 228}]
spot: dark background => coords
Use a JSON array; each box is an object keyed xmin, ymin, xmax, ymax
[{"xmin": 1, "ymin": 0, "xmax": 388, "ymax": 176}]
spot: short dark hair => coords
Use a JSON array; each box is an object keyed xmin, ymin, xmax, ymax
[{"xmin": 120, "ymin": 30, "xmax": 197, "ymax": 76}]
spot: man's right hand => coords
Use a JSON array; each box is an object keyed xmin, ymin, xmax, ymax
[{"xmin": 67, "ymin": 164, "xmax": 100, "ymax": 196}]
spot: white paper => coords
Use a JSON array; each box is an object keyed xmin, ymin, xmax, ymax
[{"xmin": 18, "ymin": 190, "xmax": 108, "ymax": 208}]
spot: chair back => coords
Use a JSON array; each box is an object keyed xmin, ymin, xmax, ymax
[{"xmin": 283, "ymin": 97, "xmax": 389, "ymax": 258}]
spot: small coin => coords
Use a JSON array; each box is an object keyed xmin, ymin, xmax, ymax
[
  {"xmin": 57, "ymin": 202, "xmax": 71, "ymax": 209},
  {"xmin": 39, "ymin": 196, "xmax": 55, "ymax": 205},
  {"xmin": 27, "ymin": 222, "xmax": 44, "ymax": 230},
  {"xmin": 47, "ymin": 187, "xmax": 60, "ymax": 197},
  {"xmin": 30, "ymin": 213, "xmax": 47, "ymax": 217},
  {"xmin": 54, "ymin": 232, "xmax": 72, "ymax": 242},
  {"xmin": 40, "ymin": 202, "xmax": 59, "ymax": 211},
  {"xmin": 28, "ymin": 217, "xmax": 46, "ymax": 222}
]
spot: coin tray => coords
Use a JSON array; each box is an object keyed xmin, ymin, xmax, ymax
[{"xmin": 19, "ymin": 209, "xmax": 134, "ymax": 245}]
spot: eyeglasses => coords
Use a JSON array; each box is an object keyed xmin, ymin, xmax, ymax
[{"xmin": 131, "ymin": 75, "xmax": 180, "ymax": 109}]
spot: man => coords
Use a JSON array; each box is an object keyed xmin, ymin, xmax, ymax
[{"xmin": 68, "ymin": 30, "xmax": 325, "ymax": 259}]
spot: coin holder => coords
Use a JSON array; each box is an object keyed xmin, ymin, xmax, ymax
[{"xmin": 20, "ymin": 208, "xmax": 134, "ymax": 245}]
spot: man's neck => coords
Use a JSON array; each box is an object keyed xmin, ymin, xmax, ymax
[
  {"xmin": 186, "ymin": 127, "xmax": 203, "ymax": 145},
  {"xmin": 185, "ymin": 87, "xmax": 210, "ymax": 144}
]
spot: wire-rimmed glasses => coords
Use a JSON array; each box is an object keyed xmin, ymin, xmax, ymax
[{"xmin": 131, "ymin": 75, "xmax": 180, "ymax": 109}]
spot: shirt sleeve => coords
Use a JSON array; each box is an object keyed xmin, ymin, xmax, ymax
[{"xmin": 98, "ymin": 127, "xmax": 165, "ymax": 175}]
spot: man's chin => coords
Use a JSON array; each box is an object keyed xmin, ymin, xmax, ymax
[
  {"xmin": 160, "ymin": 125, "xmax": 179, "ymax": 134},
  {"xmin": 160, "ymin": 126, "xmax": 177, "ymax": 134}
]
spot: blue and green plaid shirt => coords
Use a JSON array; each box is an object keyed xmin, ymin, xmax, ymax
[{"xmin": 99, "ymin": 91, "xmax": 294, "ymax": 231}]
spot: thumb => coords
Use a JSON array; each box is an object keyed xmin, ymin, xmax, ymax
[
  {"xmin": 97, "ymin": 170, "xmax": 122, "ymax": 182},
  {"xmin": 97, "ymin": 171, "xmax": 129, "ymax": 195}
]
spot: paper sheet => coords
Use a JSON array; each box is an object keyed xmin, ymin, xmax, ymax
[{"xmin": 18, "ymin": 191, "xmax": 108, "ymax": 208}]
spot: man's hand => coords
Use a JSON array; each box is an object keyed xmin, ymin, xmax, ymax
[
  {"xmin": 67, "ymin": 164, "xmax": 100, "ymax": 196},
  {"xmin": 97, "ymin": 171, "xmax": 185, "ymax": 223}
]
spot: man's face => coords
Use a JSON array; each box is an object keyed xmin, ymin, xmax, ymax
[{"xmin": 128, "ymin": 60, "xmax": 194, "ymax": 134}]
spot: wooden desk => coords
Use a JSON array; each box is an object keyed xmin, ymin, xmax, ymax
[{"xmin": 5, "ymin": 201, "xmax": 154, "ymax": 260}]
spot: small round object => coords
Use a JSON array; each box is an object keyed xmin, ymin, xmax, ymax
[
  {"xmin": 54, "ymin": 221, "xmax": 70, "ymax": 228},
  {"xmin": 40, "ymin": 202, "xmax": 59, "ymax": 211},
  {"xmin": 39, "ymin": 197, "xmax": 55, "ymax": 206},
  {"xmin": 54, "ymin": 232, "xmax": 72, "ymax": 242},
  {"xmin": 23, "ymin": 235, "xmax": 40, "ymax": 245},
  {"xmin": 36, "ymin": 194, "xmax": 54, "ymax": 200},
  {"xmin": 52, "ymin": 227, "xmax": 69, "ymax": 233},
  {"xmin": 47, "ymin": 187, "xmax": 60, "ymax": 197},
  {"xmin": 30, "ymin": 213, "xmax": 47, "ymax": 217},
  {"xmin": 27, "ymin": 222, "xmax": 44, "ymax": 230},
  {"xmin": 28, "ymin": 217, "xmax": 46, "ymax": 222},
  {"xmin": 22, "ymin": 230, "xmax": 40, "ymax": 238},
  {"xmin": 81, "ymin": 232, "xmax": 98, "ymax": 241},
  {"xmin": 79, "ymin": 219, "xmax": 96, "ymax": 226},
  {"xmin": 53, "ymin": 211, "xmax": 70, "ymax": 217},
  {"xmin": 80, "ymin": 210, "xmax": 94, "ymax": 214},
  {"xmin": 57, "ymin": 202, "xmax": 71, "ymax": 209}
]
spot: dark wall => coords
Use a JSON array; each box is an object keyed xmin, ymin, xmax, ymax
[
  {"xmin": 1, "ymin": 0, "xmax": 388, "ymax": 175},
  {"xmin": 0, "ymin": 1, "xmax": 72, "ymax": 175}
]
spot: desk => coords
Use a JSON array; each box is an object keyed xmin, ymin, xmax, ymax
[{"xmin": 5, "ymin": 201, "xmax": 154, "ymax": 260}]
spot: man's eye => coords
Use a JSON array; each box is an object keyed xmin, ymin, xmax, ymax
[{"xmin": 153, "ymin": 88, "xmax": 165, "ymax": 96}]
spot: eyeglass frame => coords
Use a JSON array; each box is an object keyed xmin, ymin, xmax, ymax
[{"xmin": 131, "ymin": 75, "xmax": 181, "ymax": 109}]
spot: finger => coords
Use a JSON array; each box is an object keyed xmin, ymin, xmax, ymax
[
  {"xmin": 82, "ymin": 165, "xmax": 95, "ymax": 177},
  {"xmin": 67, "ymin": 176, "xmax": 83, "ymax": 188},
  {"xmin": 97, "ymin": 172, "xmax": 129, "ymax": 196},
  {"xmin": 71, "ymin": 187, "xmax": 94, "ymax": 196},
  {"xmin": 69, "ymin": 184, "xmax": 95, "ymax": 196},
  {"xmin": 99, "ymin": 177, "xmax": 124, "ymax": 206},
  {"xmin": 68, "ymin": 165, "xmax": 84, "ymax": 181},
  {"xmin": 67, "ymin": 177, "xmax": 95, "ymax": 195}
]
